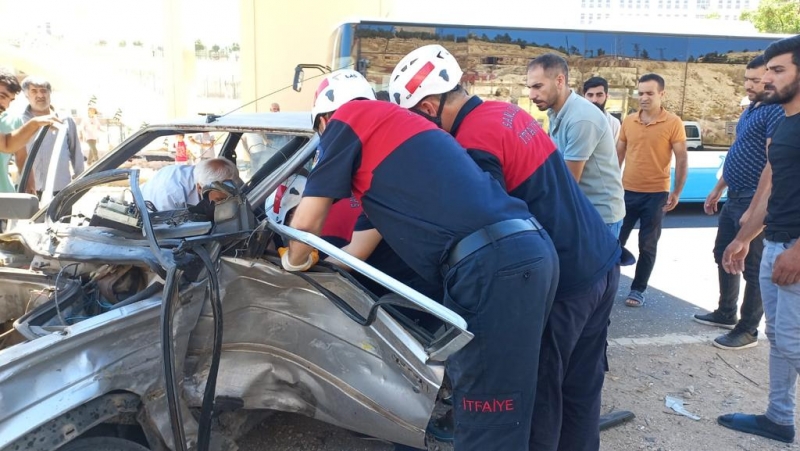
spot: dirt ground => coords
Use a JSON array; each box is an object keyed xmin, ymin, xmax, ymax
[
  {"xmin": 600, "ymin": 340, "xmax": 799, "ymax": 451},
  {"xmin": 238, "ymin": 339, "xmax": 800, "ymax": 451}
]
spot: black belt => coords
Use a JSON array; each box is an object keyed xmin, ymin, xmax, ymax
[
  {"xmin": 765, "ymin": 231, "xmax": 799, "ymax": 243},
  {"xmin": 726, "ymin": 189, "xmax": 756, "ymax": 199},
  {"xmin": 445, "ymin": 217, "xmax": 544, "ymax": 270}
]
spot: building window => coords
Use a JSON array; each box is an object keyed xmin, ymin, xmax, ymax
[
  {"xmin": 658, "ymin": 0, "xmax": 663, "ymax": 7},
  {"xmin": 697, "ymin": 0, "xmax": 709, "ymax": 7},
  {"xmin": 684, "ymin": 0, "xmax": 689, "ymax": 8},
  {"xmin": 607, "ymin": 0, "xmax": 611, "ymax": 7},
  {"xmin": 581, "ymin": 13, "xmax": 586, "ymax": 23},
  {"xmin": 606, "ymin": 13, "xmax": 611, "ymax": 18}
]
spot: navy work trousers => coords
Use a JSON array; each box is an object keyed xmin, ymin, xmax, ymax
[
  {"xmin": 444, "ymin": 229, "xmax": 558, "ymax": 451},
  {"xmin": 619, "ymin": 190, "xmax": 668, "ymax": 293},
  {"xmin": 529, "ymin": 264, "xmax": 621, "ymax": 451},
  {"xmin": 712, "ymin": 191, "xmax": 764, "ymax": 334}
]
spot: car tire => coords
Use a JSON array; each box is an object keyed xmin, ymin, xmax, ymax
[{"xmin": 59, "ymin": 437, "xmax": 150, "ymax": 451}]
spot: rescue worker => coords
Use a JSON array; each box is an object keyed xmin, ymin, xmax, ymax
[
  {"xmin": 389, "ymin": 45, "xmax": 623, "ymax": 451},
  {"xmin": 282, "ymin": 69, "xmax": 559, "ymax": 451},
  {"xmin": 266, "ymin": 174, "xmax": 442, "ymax": 302}
]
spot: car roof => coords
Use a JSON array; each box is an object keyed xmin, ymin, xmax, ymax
[{"xmin": 147, "ymin": 112, "xmax": 313, "ymax": 133}]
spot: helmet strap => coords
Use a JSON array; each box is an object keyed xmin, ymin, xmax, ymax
[{"xmin": 410, "ymin": 92, "xmax": 449, "ymax": 129}]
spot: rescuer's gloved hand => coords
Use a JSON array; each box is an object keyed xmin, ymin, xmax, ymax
[{"xmin": 278, "ymin": 247, "xmax": 319, "ymax": 272}]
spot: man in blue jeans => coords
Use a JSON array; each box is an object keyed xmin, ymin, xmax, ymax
[
  {"xmin": 719, "ymin": 34, "xmax": 800, "ymax": 444},
  {"xmin": 694, "ymin": 54, "xmax": 784, "ymax": 350}
]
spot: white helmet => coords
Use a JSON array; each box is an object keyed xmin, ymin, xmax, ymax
[
  {"xmin": 311, "ymin": 69, "xmax": 376, "ymax": 128},
  {"xmin": 265, "ymin": 174, "xmax": 307, "ymax": 225},
  {"xmin": 388, "ymin": 44, "xmax": 464, "ymax": 109}
]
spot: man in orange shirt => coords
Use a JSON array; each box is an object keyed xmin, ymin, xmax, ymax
[{"xmin": 617, "ymin": 73, "xmax": 688, "ymax": 307}]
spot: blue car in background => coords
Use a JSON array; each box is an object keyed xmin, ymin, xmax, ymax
[{"xmin": 671, "ymin": 149, "xmax": 728, "ymax": 203}]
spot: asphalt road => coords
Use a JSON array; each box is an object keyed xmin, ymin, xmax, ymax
[{"xmin": 237, "ymin": 202, "xmax": 737, "ymax": 451}]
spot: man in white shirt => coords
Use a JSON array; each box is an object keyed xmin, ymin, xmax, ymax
[
  {"xmin": 140, "ymin": 158, "xmax": 239, "ymax": 211},
  {"xmin": 21, "ymin": 76, "xmax": 84, "ymax": 199},
  {"xmin": 583, "ymin": 77, "xmax": 621, "ymax": 143}
]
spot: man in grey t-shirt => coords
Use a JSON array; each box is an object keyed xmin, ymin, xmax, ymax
[{"xmin": 529, "ymin": 54, "xmax": 625, "ymax": 237}]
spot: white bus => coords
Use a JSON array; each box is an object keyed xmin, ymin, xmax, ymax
[{"xmin": 322, "ymin": 19, "xmax": 787, "ymax": 202}]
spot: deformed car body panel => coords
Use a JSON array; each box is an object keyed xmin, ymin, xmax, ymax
[
  {"xmin": 0, "ymin": 275, "xmax": 207, "ymax": 450},
  {"xmin": 0, "ymin": 112, "xmax": 468, "ymax": 450},
  {"xmin": 184, "ymin": 257, "xmax": 444, "ymax": 447}
]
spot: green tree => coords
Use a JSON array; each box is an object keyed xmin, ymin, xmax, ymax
[
  {"xmin": 641, "ymin": 49, "xmax": 650, "ymax": 59},
  {"xmin": 212, "ymin": 44, "xmax": 220, "ymax": 53},
  {"xmin": 231, "ymin": 42, "xmax": 240, "ymax": 52},
  {"xmin": 741, "ymin": 0, "xmax": 800, "ymax": 33},
  {"xmin": 195, "ymin": 39, "xmax": 205, "ymax": 52},
  {"xmin": 118, "ymin": 40, "xmax": 127, "ymax": 47}
]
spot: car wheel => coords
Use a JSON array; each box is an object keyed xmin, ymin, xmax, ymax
[{"xmin": 59, "ymin": 437, "xmax": 150, "ymax": 451}]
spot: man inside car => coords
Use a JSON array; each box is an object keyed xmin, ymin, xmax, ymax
[{"xmin": 140, "ymin": 157, "xmax": 240, "ymax": 212}]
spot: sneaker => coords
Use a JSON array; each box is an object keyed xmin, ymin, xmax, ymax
[
  {"xmin": 693, "ymin": 311, "xmax": 737, "ymax": 329},
  {"xmin": 714, "ymin": 329, "xmax": 758, "ymax": 350}
]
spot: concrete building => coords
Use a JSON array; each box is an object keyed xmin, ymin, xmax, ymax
[
  {"xmin": 579, "ymin": 0, "xmax": 761, "ymax": 25},
  {"xmin": 239, "ymin": 0, "xmax": 573, "ymax": 112}
]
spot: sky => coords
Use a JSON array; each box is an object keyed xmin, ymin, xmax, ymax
[{"xmin": 0, "ymin": 0, "xmax": 241, "ymax": 47}]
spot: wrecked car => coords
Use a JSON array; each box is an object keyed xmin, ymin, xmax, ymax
[{"xmin": 0, "ymin": 113, "xmax": 470, "ymax": 451}]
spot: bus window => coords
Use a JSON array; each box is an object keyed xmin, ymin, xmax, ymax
[{"xmin": 336, "ymin": 20, "xmax": 787, "ymax": 202}]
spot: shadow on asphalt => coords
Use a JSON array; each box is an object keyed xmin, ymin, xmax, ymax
[
  {"xmin": 661, "ymin": 203, "xmax": 719, "ymax": 229},
  {"xmin": 608, "ymin": 274, "xmax": 720, "ymax": 340}
]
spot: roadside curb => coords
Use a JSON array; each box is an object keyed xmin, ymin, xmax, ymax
[{"xmin": 609, "ymin": 332, "xmax": 724, "ymax": 348}]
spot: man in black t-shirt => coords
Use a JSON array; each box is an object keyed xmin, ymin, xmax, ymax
[{"xmin": 718, "ymin": 35, "xmax": 800, "ymax": 444}]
